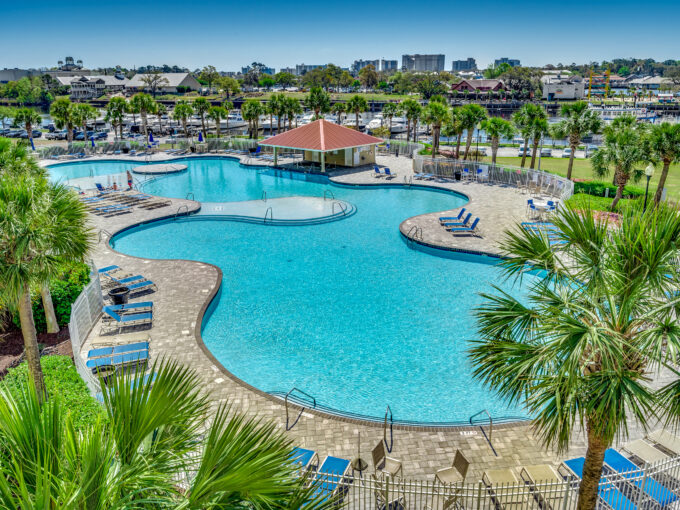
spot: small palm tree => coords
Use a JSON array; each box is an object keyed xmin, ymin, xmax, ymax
[
  {"xmin": 421, "ymin": 101, "xmax": 450, "ymax": 156},
  {"xmin": 460, "ymin": 103, "xmax": 488, "ymax": 160},
  {"xmin": 551, "ymin": 101, "xmax": 602, "ymax": 180},
  {"xmin": 304, "ymin": 87, "xmax": 331, "ymax": 120},
  {"xmin": 285, "ymin": 97, "xmax": 303, "ymax": 130},
  {"xmin": 401, "ymin": 99, "xmax": 422, "ymax": 142},
  {"xmin": 346, "ymin": 95, "xmax": 368, "ymax": 131},
  {"xmin": 442, "ymin": 107, "xmax": 465, "ymax": 159},
  {"xmin": 49, "ymin": 98, "xmax": 75, "ymax": 143},
  {"xmin": 469, "ymin": 204, "xmax": 680, "ymax": 510},
  {"xmin": 513, "ymin": 103, "xmax": 543, "ymax": 168},
  {"xmin": 529, "ymin": 116, "xmax": 549, "ymax": 169},
  {"xmin": 130, "ymin": 92, "xmax": 157, "ymax": 140},
  {"xmin": 381, "ymin": 102, "xmax": 400, "ymax": 135},
  {"xmin": 155, "ymin": 102, "xmax": 168, "ymax": 136},
  {"xmin": 0, "ymin": 360, "xmax": 340, "ymax": 508},
  {"xmin": 173, "ymin": 100, "xmax": 194, "ymax": 138},
  {"xmin": 12, "ymin": 108, "xmax": 42, "ymax": 149},
  {"xmin": 241, "ymin": 99, "xmax": 264, "ymax": 139},
  {"xmin": 105, "ymin": 96, "xmax": 127, "ymax": 140},
  {"xmin": 71, "ymin": 103, "xmax": 97, "ymax": 145},
  {"xmin": 645, "ymin": 122, "xmax": 680, "ymax": 206},
  {"xmin": 332, "ymin": 102, "xmax": 346, "ymax": 125},
  {"xmin": 481, "ymin": 117, "xmax": 515, "ymax": 163},
  {"xmin": 193, "ymin": 97, "xmax": 211, "ymax": 140},
  {"xmin": 0, "ymin": 165, "xmax": 93, "ymax": 397},
  {"xmin": 208, "ymin": 106, "xmax": 228, "ymax": 138},
  {"xmin": 591, "ymin": 115, "xmax": 647, "ymax": 210}
]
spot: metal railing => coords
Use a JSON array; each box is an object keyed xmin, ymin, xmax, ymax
[
  {"xmin": 413, "ymin": 155, "xmax": 574, "ymax": 203},
  {"xmin": 312, "ymin": 453, "xmax": 680, "ymax": 510},
  {"xmin": 470, "ymin": 410, "xmax": 496, "ymax": 456},
  {"xmin": 67, "ymin": 268, "xmax": 103, "ymax": 395}
]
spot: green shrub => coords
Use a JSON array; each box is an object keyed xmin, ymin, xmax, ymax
[
  {"xmin": 566, "ymin": 193, "xmax": 638, "ymax": 213},
  {"xmin": 12, "ymin": 262, "xmax": 90, "ymax": 333},
  {"xmin": 574, "ymin": 180, "xmax": 644, "ymax": 199},
  {"xmin": 2, "ymin": 356, "xmax": 105, "ymax": 430}
]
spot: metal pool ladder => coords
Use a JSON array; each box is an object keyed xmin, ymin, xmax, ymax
[
  {"xmin": 263, "ymin": 207, "xmax": 273, "ymax": 224},
  {"xmin": 261, "ymin": 190, "xmax": 267, "ymax": 202},
  {"xmin": 470, "ymin": 409, "xmax": 497, "ymax": 456},
  {"xmin": 98, "ymin": 229, "xmax": 113, "ymax": 244},
  {"xmin": 406, "ymin": 226, "xmax": 423, "ymax": 244},
  {"xmin": 185, "ymin": 192, "xmax": 195, "ymax": 201},
  {"xmin": 332, "ymin": 201, "xmax": 347, "ymax": 216},
  {"xmin": 284, "ymin": 387, "xmax": 317, "ymax": 431},
  {"xmin": 323, "ymin": 189, "xmax": 335, "ymax": 200},
  {"xmin": 384, "ymin": 405, "xmax": 394, "ymax": 453},
  {"xmin": 174, "ymin": 205, "xmax": 189, "ymax": 219}
]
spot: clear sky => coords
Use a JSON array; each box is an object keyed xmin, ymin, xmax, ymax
[{"xmin": 3, "ymin": 0, "xmax": 679, "ymax": 71}]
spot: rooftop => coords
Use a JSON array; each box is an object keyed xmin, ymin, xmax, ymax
[{"xmin": 259, "ymin": 119, "xmax": 383, "ymax": 152}]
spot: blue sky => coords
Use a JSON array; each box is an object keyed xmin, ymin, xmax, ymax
[{"xmin": 2, "ymin": 0, "xmax": 679, "ymax": 71}]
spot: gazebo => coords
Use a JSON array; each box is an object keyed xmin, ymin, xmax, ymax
[{"xmin": 258, "ymin": 119, "xmax": 383, "ymax": 172}]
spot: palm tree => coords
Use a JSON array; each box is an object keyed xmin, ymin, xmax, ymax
[
  {"xmin": 551, "ymin": 101, "xmax": 602, "ymax": 180},
  {"xmin": 381, "ymin": 102, "xmax": 400, "ymax": 135},
  {"xmin": 304, "ymin": 87, "xmax": 331, "ymax": 120},
  {"xmin": 241, "ymin": 99, "xmax": 264, "ymax": 139},
  {"xmin": 0, "ymin": 164, "xmax": 92, "ymax": 398},
  {"xmin": 469, "ymin": 204, "xmax": 680, "ymax": 510},
  {"xmin": 12, "ymin": 108, "xmax": 42, "ymax": 150},
  {"xmin": 0, "ymin": 106, "xmax": 14, "ymax": 130},
  {"xmin": 126, "ymin": 98, "xmax": 139, "ymax": 128},
  {"xmin": 0, "ymin": 360, "xmax": 340, "ymax": 508},
  {"xmin": 591, "ymin": 115, "xmax": 647, "ymax": 210},
  {"xmin": 173, "ymin": 100, "xmax": 194, "ymax": 138},
  {"xmin": 223, "ymin": 100, "xmax": 234, "ymax": 133},
  {"xmin": 481, "ymin": 117, "xmax": 515, "ymax": 163},
  {"xmin": 460, "ymin": 103, "xmax": 488, "ymax": 160},
  {"xmin": 285, "ymin": 97, "xmax": 303, "ymax": 130},
  {"xmin": 529, "ymin": 115, "xmax": 549, "ymax": 169},
  {"xmin": 155, "ymin": 102, "xmax": 168, "ymax": 136},
  {"xmin": 513, "ymin": 103, "xmax": 542, "ymax": 168},
  {"xmin": 130, "ymin": 92, "xmax": 157, "ymax": 140},
  {"xmin": 646, "ymin": 122, "xmax": 680, "ymax": 206},
  {"xmin": 193, "ymin": 97, "xmax": 211, "ymax": 140},
  {"xmin": 346, "ymin": 95, "xmax": 368, "ymax": 132},
  {"xmin": 268, "ymin": 93, "xmax": 286, "ymax": 133},
  {"xmin": 401, "ymin": 99, "xmax": 422, "ymax": 142},
  {"xmin": 208, "ymin": 106, "xmax": 228, "ymax": 138},
  {"xmin": 421, "ymin": 101, "xmax": 450, "ymax": 156},
  {"xmin": 332, "ymin": 102, "xmax": 346, "ymax": 125},
  {"xmin": 442, "ymin": 107, "xmax": 465, "ymax": 159},
  {"xmin": 71, "ymin": 103, "xmax": 97, "ymax": 146},
  {"xmin": 50, "ymin": 98, "xmax": 75, "ymax": 144}
]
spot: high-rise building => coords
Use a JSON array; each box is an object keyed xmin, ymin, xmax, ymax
[
  {"xmin": 494, "ymin": 57, "xmax": 521, "ymax": 68},
  {"xmin": 379, "ymin": 59, "xmax": 398, "ymax": 72},
  {"xmin": 352, "ymin": 59, "xmax": 379, "ymax": 74},
  {"xmin": 241, "ymin": 65, "xmax": 275, "ymax": 75},
  {"xmin": 401, "ymin": 54, "xmax": 445, "ymax": 72},
  {"xmin": 294, "ymin": 63, "xmax": 326, "ymax": 76},
  {"xmin": 451, "ymin": 58, "xmax": 477, "ymax": 72}
]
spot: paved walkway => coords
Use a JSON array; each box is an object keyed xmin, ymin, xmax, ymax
[{"xmin": 63, "ymin": 153, "xmax": 638, "ymax": 482}]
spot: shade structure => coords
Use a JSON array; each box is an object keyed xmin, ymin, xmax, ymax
[{"xmin": 259, "ymin": 119, "xmax": 382, "ymax": 152}]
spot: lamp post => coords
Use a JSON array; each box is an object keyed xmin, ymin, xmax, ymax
[{"xmin": 643, "ymin": 164, "xmax": 655, "ymax": 212}]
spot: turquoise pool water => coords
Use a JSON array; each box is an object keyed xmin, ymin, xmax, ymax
[{"xmin": 50, "ymin": 158, "xmax": 532, "ymax": 424}]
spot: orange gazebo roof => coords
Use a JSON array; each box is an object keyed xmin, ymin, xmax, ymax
[{"xmin": 259, "ymin": 119, "xmax": 383, "ymax": 152}]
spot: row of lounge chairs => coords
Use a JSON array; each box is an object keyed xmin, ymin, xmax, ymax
[
  {"xmin": 86, "ymin": 339, "xmax": 150, "ymax": 372},
  {"xmin": 439, "ymin": 209, "xmax": 481, "ymax": 236},
  {"xmin": 100, "ymin": 302, "xmax": 154, "ymax": 335},
  {"xmin": 100, "ymin": 265, "xmax": 157, "ymax": 295},
  {"xmin": 373, "ymin": 166, "xmax": 397, "ymax": 179},
  {"xmin": 80, "ymin": 186, "xmax": 171, "ymax": 215}
]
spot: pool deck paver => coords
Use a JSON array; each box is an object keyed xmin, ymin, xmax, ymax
[{"xmin": 63, "ymin": 152, "xmax": 664, "ymax": 482}]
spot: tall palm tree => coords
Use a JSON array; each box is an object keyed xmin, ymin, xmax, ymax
[
  {"xmin": 421, "ymin": 101, "xmax": 450, "ymax": 156},
  {"xmin": 469, "ymin": 204, "xmax": 680, "ymax": 510},
  {"xmin": 381, "ymin": 102, "xmax": 400, "ymax": 135},
  {"xmin": 241, "ymin": 99, "xmax": 264, "ymax": 139},
  {"xmin": 285, "ymin": 97, "xmax": 303, "ymax": 130},
  {"xmin": 12, "ymin": 108, "xmax": 42, "ymax": 149},
  {"xmin": 71, "ymin": 103, "xmax": 97, "ymax": 147},
  {"xmin": 49, "ymin": 98, "xmax": 75, "ymax": 144},
  {"xmin": 331, "ymin": 102, "xmax": 346, "ymax": 125},
  {"xmin": 155, "ymin": 102, "xmax": 168, "ymax": 136},
  {"xmin": 460, "ymin": 103, "xmax": 488, "ymax": 160},
  {"xmin": 130, "ymin": 92, "xmax": 157, "ymax": 141},
  {"xmin": 268, "ymin": 93, "xmax": 285, "ymax": 134},
  {"xmin": 173, "ymin": 100, "xmax": 194, "ymax": 138},
  {"xmin": 401, "ymin": 99, "xmax": 422, "ymax": 143},
  {"xmin": 646, "ymin": 122, "xmax": 680, "ymax": 206},
  {"xmin": 346, "ymin": 95, "xmax": 368, "ymax": 131},
  {"xmin": 208, "ymin": 106, "xmax": 228, "ymax": 138},
  {"xmin": 193, "ymin": 97, "xmax": 211, "ymax": 140},
  {"xmin": 551, "ymin": 101, "xmax": 602, "ymax": 180},
  {"xmin": 0, "ymin": 106, "xmax": 14, "ymax": 130},
  {"xmin": 529, "ymin": 116, "xmax": 549, "ymax": 169},
  {"xmin": 591, "ymin": 115, "xmax": 647, "ymax": 210},
  {"xmin": 105, "ymin": 96, "xmax": 127, "ymax": 140},
  {"xmin": 481, "ymin": 117, "xmax": 515, "ymax": 163},
  {"xmin": 304, "ymin": 87, "xmax": 331, "ymax": 120},
  {"xmin": 442, "ymin": 107, "xmax": 465, "ymax": 159},
  {"xmin": 223, "ymin": 100, "xmax": 234, "ymax": 133},
  {"xmin": 513, "ymin": 103, "xmax": 542, "ymax": 168},
  {"xmin": 126, "ymin": 98, "xmax": 139, "ymax": 128},
  {"xmin": 0, "ymin": 166, "xmax": 92, "ymax": 398},
  {"xmin": 0, "ymin": 360, "xmax": 340, "ymax": 508}
]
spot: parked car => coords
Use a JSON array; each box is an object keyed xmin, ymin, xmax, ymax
[
  {"xmin": 540, "ymin": 148, "xmax": 552, "ymax": 157},
  {"xmin": 0, "ymin": 128, "xmax": 10, "ymax": 136},
  {"xmin": 517, "ymin": 146, "xmax": 530, "ymax": 157},
  {"xmin": 585, "ymin": 145, "xmax": 599, "ymax": 157},
  {"xmin": 562, "ymin": 148, "xmax": 573, "ymax": 158},
  {"xmin": 7, "ymin": 130, "xmax": 23, "ymax": 138},
  {"xmin": 46, "ymin": 130, "xmax": 68, "ymax": 140},
  {"xmin": 95, "ymin": 132, "xmax": 108, "ymax": 140}
]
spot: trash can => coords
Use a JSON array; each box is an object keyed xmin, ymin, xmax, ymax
[{"xmin": 108, "ymin": 286, "xmax": 130, "ymax": 305}]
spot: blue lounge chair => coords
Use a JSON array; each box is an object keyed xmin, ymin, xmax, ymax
[
  {"xmin": 104, "ymin": 273, "xmax": 145, "ymax": 285},
  {"xmin": 442, "ymin": 213, "xmax": 472, "ymax": 228},
  {"xmin": 95, "ymin": 183, "xmax": 114, "ymax": 194},
  {"xmin": 562, "ymin": 457, "xmax": 637, "ymax": 510},
  {"xmin": 449, "ymin": 218, "xmax": 480, "ymax": 236},
  {"xmin": 105, "ymin": 302, "xmax": 154, "ymax": 314},
  {"xmin": 374, "ymin": 166, "xmax": 384, "ymax": 178},
  {"xmin": 87, "ymin": 340, "xmax": 150, "ymax": 360},
  {"xmin": 127, "ymin": 279, "xmax": 157, "ymax": 293},
  {"xmin": 414, "ymin": 173, "xmax": 434, "ymax": 180},
  {"xmin": 100, "ymin": 308, "xmax": 153, "ymax": 334},
  {"xmin": 439, "ymin": 209, "xmax": 466, "ymax": 223},
  {"xmin": 96, "ymin": 372, "xmax": 157, "ymax": 403},
  {"xmin": 98, "ymin": 265, "xmax": 121, "ymax": 275},
  {"xmin": 315, "ymin": 456, "xmax": 351, "ymax": 502},
  {"xmin": 291, "ymin": 447, "xmax": 319, "ymax": 473},
  {"xmin": 604, "ymin": 449, "xmax": 677, "ymax": 507},
  {"xmin": 87, "ymin": 349, "xmax": 149, "ymax": 369},
  {"xmin": 384, "ymin": 168, "xmax": 396, "ymax": 179}
]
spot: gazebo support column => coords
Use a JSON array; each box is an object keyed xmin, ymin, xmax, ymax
[
  {"xmin": 321, "ymin": 151, "xmax": 325, "ymax": 173},
  {"xmin": 273, "ymin": 147, "xmax": 277, "ymax": 166}
]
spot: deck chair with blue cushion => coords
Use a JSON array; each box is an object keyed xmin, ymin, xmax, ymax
[
  {"xmin": 105, "ymin": 302, "xmax": 154, "ymax": 314},
  {"xmin": 561, "ymin": 456, "xmax": 637, "ymax": 510},
  {"xmin": 291, "ymin": 447, "xmax": 319, "ymax": 474},
  {"xmin": 604, "ymin": 449, "xmax": 677, "ymax": 507},
  {"xmin": 373, "ymin": 166, "xmax": 384, "ymax": 178},
  {"xmin": 86, "ymin": 345, "xmax": 149, "ymax": 371},
  {"xmin": 384, "ymin": 168, "xmax": 397, "ymax": 179},
  {"xmin": 126, "ymin": 279, "xmax": 157, "ymax": 294},
  {"xmin": 96, "ymin": 372, "xmax": 157, "ymax": 403},
  {"xmin": 100, "ymin": 307, "xmax": 153, "ymax": 335},
  {"xmin": 442, "ymin": 213, "xmax": 472, "ymax": 228},
  {"xmin": 439, "ymin": 209, "xmax": 466, "ymax": 223},
  {"xmin": 314, "ymin": 456, "xmax": 351, "ymax": 503},
  {"xmin": 414, "ymin": 173, "xmax": 434, "ymax": 180},
  {"xmin": 98, "ymin": 265, "xmax": 122, "ymax": 275},
  {"xmin": 449, "ymin": 218, "xmax": 481, "ymax": 236},
  {"xmin": 95, "ymin": 183, "xmax": 115, "ymax": 194}
]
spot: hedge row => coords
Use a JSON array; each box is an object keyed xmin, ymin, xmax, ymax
[{"xmin": 574, "ymin": 180, "xmax": 645, "ymax": 199}]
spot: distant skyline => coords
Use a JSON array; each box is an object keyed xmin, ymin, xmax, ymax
[{"xmin": 3, "ymin": 0, "xmax": 680, "ymax": 72}]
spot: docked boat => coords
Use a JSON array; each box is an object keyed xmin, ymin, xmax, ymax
[
  {"xmin": 225, "ymin": 112, "xmax": 247, "ymax": 129},
  {"xmin": 342, "ymin": 117, "xmax": 367, "ymax": 131},
  {"xmin": 587, "ymin": 105, "xmax": 657, "ymax": 123}
]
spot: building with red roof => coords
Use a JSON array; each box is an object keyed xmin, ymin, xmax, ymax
[{"xmin": 259, "ymin": 119, "xmax": 383, "ymax": 171}]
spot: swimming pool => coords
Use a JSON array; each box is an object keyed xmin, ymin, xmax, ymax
[{"xmin": 50, "ymin": 157, "xmax": 532, "ymax": 424}]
